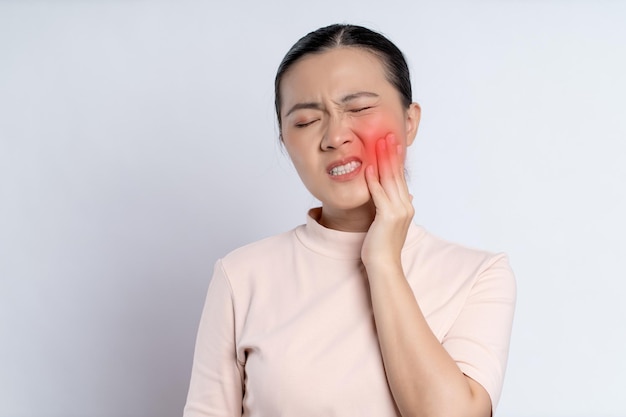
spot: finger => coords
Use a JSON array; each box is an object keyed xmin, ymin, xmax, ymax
[
  {"xmin": 385, "ymin": 134, "xmax": 410, "ymax": 199},
  {"xmin": 376, "ymin": 138, "xmax": 400, "ymax": 200},
  {"xmin": 386, "ymin": 134, "xmax": 404, "ymax": 179},
  {"xmin": 364, "ymin": 164, "xmax": 390, "ymax": 209}
]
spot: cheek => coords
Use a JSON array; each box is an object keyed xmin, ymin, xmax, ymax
[
  {"xmin": 283, "ymin": 140, "xmax": 307, "ymax": 170},
  {"xmin": 284, "ymin": 139, "xmax": 319, "ymax": 184},
  {"xmin": 351, "ymin": 112, "xmax": 400, "ymax": 166}
]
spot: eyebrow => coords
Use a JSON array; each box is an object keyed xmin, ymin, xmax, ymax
[
  {"xmin": 284, "ymin": 91, "xmax": 379, "ymax": 118},
  {"xmin": 284, "ymin": 102, "xmax": 323, "ymax": 118},
  {"xmin": 340, "ymin": 91, "xmax": 379, "ymax": 103}
]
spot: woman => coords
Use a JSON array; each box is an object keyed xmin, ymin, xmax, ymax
[{"xmin": 184, "ymin": 24, "xmax": 516, "ymax": 417}]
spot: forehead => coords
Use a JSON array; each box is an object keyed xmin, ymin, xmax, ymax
[{"xmin": 280, "ymin": 47, "xmax": 390, "ymax": 102}]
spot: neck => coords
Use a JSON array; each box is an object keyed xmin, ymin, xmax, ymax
[{"xmin": 318, "ymin": 201, "xmax": 376, "ymax": 232}]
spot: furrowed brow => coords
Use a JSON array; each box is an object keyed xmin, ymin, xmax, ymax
[
  {"xmin": 285, "ymin": 102, "xmax": 323, "ymax": 118},
  {"xmin": 341, "ymin": 91, "xmax": 379, "ymax": 103}
]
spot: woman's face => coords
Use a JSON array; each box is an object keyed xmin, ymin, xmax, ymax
[{"xmin": 279, "ymin": 47, "xmax": 420, "ymax": 213}]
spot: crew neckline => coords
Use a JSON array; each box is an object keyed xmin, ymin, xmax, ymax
[{"xmin": 295, "ymin": 207, "xmax": 425, "ymax": 260}]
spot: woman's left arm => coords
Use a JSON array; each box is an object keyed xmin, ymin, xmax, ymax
[{"xmin": 362, "ymin": 134, "xmax": 505, "ymax": 417}]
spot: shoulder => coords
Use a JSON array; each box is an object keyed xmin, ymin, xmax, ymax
[
  {"xmin": 405, "ymin": 225, "xmax": 516, "ymax": 296},
  {"xmin": 406, "ymin": 226, "xmax": 516, "ymax": 345},
  {"xmin": 409, "ymin": 226, "xmax": 508, "ymax": 269},
  {"xmin": 218, "ymin": 226, "xmax": 300, "ymax": 276}
]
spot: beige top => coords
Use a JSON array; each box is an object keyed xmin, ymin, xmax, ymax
[{"xmin": 184, "ymin": 209, "xmax": 516, "ymax": 416}]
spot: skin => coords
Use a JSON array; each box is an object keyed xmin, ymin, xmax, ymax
[{"xmin": 279, "ymin": 47, "xmax": 492, "ymax": 417}]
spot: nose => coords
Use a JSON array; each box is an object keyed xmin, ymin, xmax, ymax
[{"xmin": 321, "ymin": 116, "xmax": 353, "ymax": 151}]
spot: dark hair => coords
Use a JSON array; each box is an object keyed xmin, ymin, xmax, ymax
[{"xmin": 274, "ymin": 24, "xmax": 412, "ymax": 131}]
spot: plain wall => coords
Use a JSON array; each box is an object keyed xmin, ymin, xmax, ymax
[{"xmin": 1, "ymin": 1, "xmax": 625, "ymax": 416}]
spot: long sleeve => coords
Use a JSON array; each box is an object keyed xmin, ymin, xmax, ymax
[{"xmin": 183, "ymin": 260, "xmax": 243, "ymax": 417}]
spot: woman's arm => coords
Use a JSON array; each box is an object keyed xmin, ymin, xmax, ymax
[
  {"xmin": 183, "ymin": 261, "xmax": 243, "ymax": 417},
  {"xmin": 365, "ymin": 261, "xmax": 492, "ymax": 417},
  {"xmin": 362, "ymin": 134, "xmax": 510, "ymax": 417}
]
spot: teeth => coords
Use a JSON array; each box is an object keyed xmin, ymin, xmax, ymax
[{"xmin": 329, "ymin": 161, "xmax": 361, "ymax": 176}]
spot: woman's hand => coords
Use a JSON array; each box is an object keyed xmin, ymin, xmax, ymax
[
  {"xmin": 360, "ymin": 134, "xmax": 493, "ymax": 417},
  {"xmin": 361, "ymin": 133, "xmax": 414, "ymax": 271}
]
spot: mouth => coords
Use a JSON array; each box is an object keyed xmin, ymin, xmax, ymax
[{"xmin": 326, "ymin": 157, "xmax": 363, "ymax": 180}]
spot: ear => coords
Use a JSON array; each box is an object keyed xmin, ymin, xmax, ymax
[{"xmin": 404, "ymin": 102, "xmax": 421, "ymax": 147}]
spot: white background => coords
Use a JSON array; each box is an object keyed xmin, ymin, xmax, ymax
[{"xmin": 1, "ymin": 1, "xmax": 625, "ymax": 416}]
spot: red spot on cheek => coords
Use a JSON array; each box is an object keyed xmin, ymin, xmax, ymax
[
  {"xmin": 363, "ymin": 136, "xmax": 378, "ymax": 170},
  {"xmin": 353, "ymin": 117, "xmax": 395, "ymax": 175},
  {"xmin": 361, "ymin": 126, "xmax": 391, "ymax": 172}
]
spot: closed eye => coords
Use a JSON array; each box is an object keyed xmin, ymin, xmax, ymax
[
  {"xmin": 350, "ymin": 106, "xmax": 373, "ymax": 113},
  {"xmin": 295, "ymin": 119, "xmax": 319, "ymax": 128}
]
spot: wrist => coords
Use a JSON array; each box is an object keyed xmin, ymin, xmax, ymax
[{"xmin": 362, "ymin": 258, "xmax": 404, "ymax": 278}]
